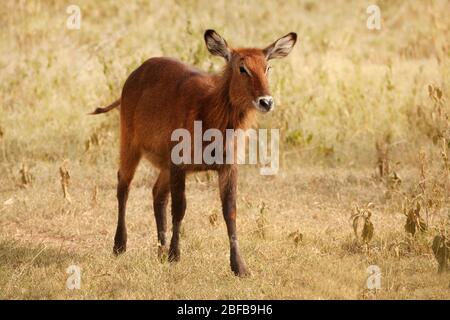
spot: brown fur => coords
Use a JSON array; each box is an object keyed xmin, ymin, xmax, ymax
[{"xmin": 91, "ymin": 30, "xmax": 297, "ymax": 276}]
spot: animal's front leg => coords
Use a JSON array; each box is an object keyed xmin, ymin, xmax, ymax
[{"xmin": 218, "ymin": 165, "xmax": 250, "ymax": 277}]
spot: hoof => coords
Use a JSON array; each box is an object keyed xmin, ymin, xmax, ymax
[
  {"xmin": 168, "ymin": 246, "xmax": 180, "ymax": 262},
  {"xmin": 158, "ymin": 245, "xmax": 168, "ymax": 262},
  {"xmin": 113, "ymin": 244, "xmax": 126, "ymax": 256},
  {"xmin": 231, "ymin": 261, "xmax": 251, "ymax": 277}
]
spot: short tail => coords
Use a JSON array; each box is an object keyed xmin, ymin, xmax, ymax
[{"xmin": 89, "ymin": 99, "xmax": 121, "ymax": 115}]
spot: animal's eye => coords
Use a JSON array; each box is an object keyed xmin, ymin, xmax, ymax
[
  {"xmin": 239, "ymin": 66, "xmax": 248, "ymax": 75},
  {"xmin": 266, "ymin": 66, "xmax": 272, "ymax": 74}
]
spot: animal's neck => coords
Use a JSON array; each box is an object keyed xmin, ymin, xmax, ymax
[{"xmin": 204, "ymin": 67, "xmax": 255, "ymax": 132}]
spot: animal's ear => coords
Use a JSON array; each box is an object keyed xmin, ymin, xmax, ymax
[
  {"xmin": 204, "ymin": 29, "xmax": 231, "ymax": 61},
  {"xmin": 263, "ymin": 32, "xmax": 297, "ymax": 60}
]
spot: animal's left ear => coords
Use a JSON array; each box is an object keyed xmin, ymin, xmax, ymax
[
  {"xmin": 204, "ymin": 29, "xmax": 231, "ymax": 61},
  {"xmin": 263, "ymin": 32, "xmax": 297, "ymax": 60}
]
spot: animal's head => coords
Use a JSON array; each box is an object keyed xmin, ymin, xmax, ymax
[{"xmin": 204, "ymin": 29, "xmax": 297, "ymax": 113}]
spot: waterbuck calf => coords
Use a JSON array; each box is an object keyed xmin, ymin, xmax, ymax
[{"xmin": 91, "ymin": 30, "xmax": 297, "ymax": 276}]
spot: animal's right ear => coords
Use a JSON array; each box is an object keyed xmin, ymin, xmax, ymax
[{"xmin": 204, "ymin": 29, "xmax": 231, "ymax": 61}]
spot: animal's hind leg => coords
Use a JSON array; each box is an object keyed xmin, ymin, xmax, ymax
[
  {"xmin": 152, "ymin": 169, "xmax": 170, "ymax": 259},
  {"xmin": 168, "ymin": 165, "xmax": 186, "ymax": 262},
  {"xmin": 113, "ymin": 147, "xmax": 141, "ymax": 255}
]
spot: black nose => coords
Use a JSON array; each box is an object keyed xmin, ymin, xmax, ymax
[{"xmin": 258, "ymin": 97, "xmax": 274, "ymax": 110}]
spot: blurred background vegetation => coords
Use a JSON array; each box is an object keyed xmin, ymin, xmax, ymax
[
  {"xmin": 0, "ymin": 0, "xmax": 448, "ymax": 169},
  {"xmin": 0, "ymin": 0, "xmax": 449, "ymax": 300}
]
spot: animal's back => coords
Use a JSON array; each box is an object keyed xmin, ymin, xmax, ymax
[{"xmin": 120, "ymin": 57, "xmax": 214, "ymax": 169}]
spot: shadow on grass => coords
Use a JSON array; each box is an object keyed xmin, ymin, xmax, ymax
[{"xmin": 0, "ymin": 239, "xmax": 84, "ymax": 269}]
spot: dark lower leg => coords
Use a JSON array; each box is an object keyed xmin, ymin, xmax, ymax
[
  {"xmin": 113, "ymin": 148, "xmax": 140, "ymax": 256},
  {"xmin": 114, "ymin": 172, "xmax": 130, "ymax": 255},
  {"xmin": 219, "ymin": 166, "xmax": 249, "ymax": 277},
  {"xmin": 226, "ymin": 223, "xmax": 249, "ymax": 276},
  {"xmin": 153, "ymin": 171, "xmax": 170, "ymax": 251},
  {"xmin": 169, "ymin": 167, "xmax": 186, "ymax": 262}
]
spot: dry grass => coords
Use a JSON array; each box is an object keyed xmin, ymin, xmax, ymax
[
  {"xmin": 1, "ymin": 164, "xmax": 448, "ymax": 299},
  {"xmin": 1, "ymin": 0, "xmax": 450, "ymax": 299}
]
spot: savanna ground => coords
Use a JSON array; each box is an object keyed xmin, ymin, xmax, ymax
[{"xmin": 0, "ymin": 0, "xmax": 449, "ymax": 299}]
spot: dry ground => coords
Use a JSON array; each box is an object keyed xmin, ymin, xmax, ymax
[
  {"xmin": 0, "ymin": 0, "xmax": 449, "ymax": 299},
  {"xmin": 0, "ymin": 162, "xmax": 448, "ymax": 299}
]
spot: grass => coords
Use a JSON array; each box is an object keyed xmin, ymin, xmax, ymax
[
  {"xmin": 1, "ymin": 164, "xmax": 448, "ymax": 299},
  {"xmin": 0, "ymin": 0, "xmax": 449, "ymax": 299}
]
